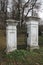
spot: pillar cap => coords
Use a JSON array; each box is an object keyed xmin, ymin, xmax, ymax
[
  {"xmin": 25, "ymin": 16, "xmax": 40, "ymax": 22},
  {"xmin": 6, "ymin": 19, "xmax": 19, "ymax": 23},
  {"xmin": 6, "ymin": 19, "xmax": 19, "ymax": 26},
  {"xmin": 26, "ymin": 21, "xmax": 38, "ymax": 25}
]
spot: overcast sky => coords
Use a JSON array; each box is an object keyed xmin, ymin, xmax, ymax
[
  {"xmin": 38, "ymin": 0, "xmax": 43, "ymax": 20},
  {"xmin": 0, "ymin": 0, "xmax": 43, "ymax": 20},
  {"xmin": 24, "ymin": 0, "xmax": 43, "ymax": 20}
]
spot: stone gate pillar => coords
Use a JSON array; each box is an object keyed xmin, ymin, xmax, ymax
[
  {"xmin": 6, "ymin": 19, "xmax": 18, "ymax": 53},
  {"xmin": 26, "ymin": 17, "xmax": 40, "ymax": 50}
]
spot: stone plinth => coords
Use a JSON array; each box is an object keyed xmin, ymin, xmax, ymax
[
  {"xmin": 6, "ymin": 19, "xmax": 18, "ymax": 53},
  {"xmin": 26, "ymin": 17, "xmax": 39, "ymax": 50}
]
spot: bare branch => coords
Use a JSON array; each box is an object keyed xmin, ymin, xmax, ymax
[
  {"xmin": 21, "ymin": 0, "xmax": 30, "ymax": 23},
  {"xmin": 25, "ymin": 0, "xmax": 37, "ymax": 17},
  {"xmin": 23, "ymin": 0, "xmax": 30, "ymax": 9}
]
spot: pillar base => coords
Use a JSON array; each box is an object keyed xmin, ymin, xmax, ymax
[
  {"xmin": 6, "ymin": 47, "xmax": 17, "ymax": 54},
  {"xmin": 27, "ymin": 45, "xmax": 39, "ymax": 51}
]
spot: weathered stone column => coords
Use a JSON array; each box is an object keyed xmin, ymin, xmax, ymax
[
  {"xmin": 26, "ymin": 17, "xmax": 39, "ymax": 50},
  {"xmin": 6, "ymin": 19, "xmax": 18, "ymax": 53}
]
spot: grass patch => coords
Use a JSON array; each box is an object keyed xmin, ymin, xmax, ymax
[{"xmin": 2, "ymin": 48, "xmax": 43, "ymax": 65}]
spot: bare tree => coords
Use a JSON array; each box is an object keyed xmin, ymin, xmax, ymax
[
  {"xmin": 17, "ymin": 0, "xmax": 37, "ymax": 25},
  {"xmin": 0, "ymin": 0, "xmax": 38, "ymax": 25}
]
